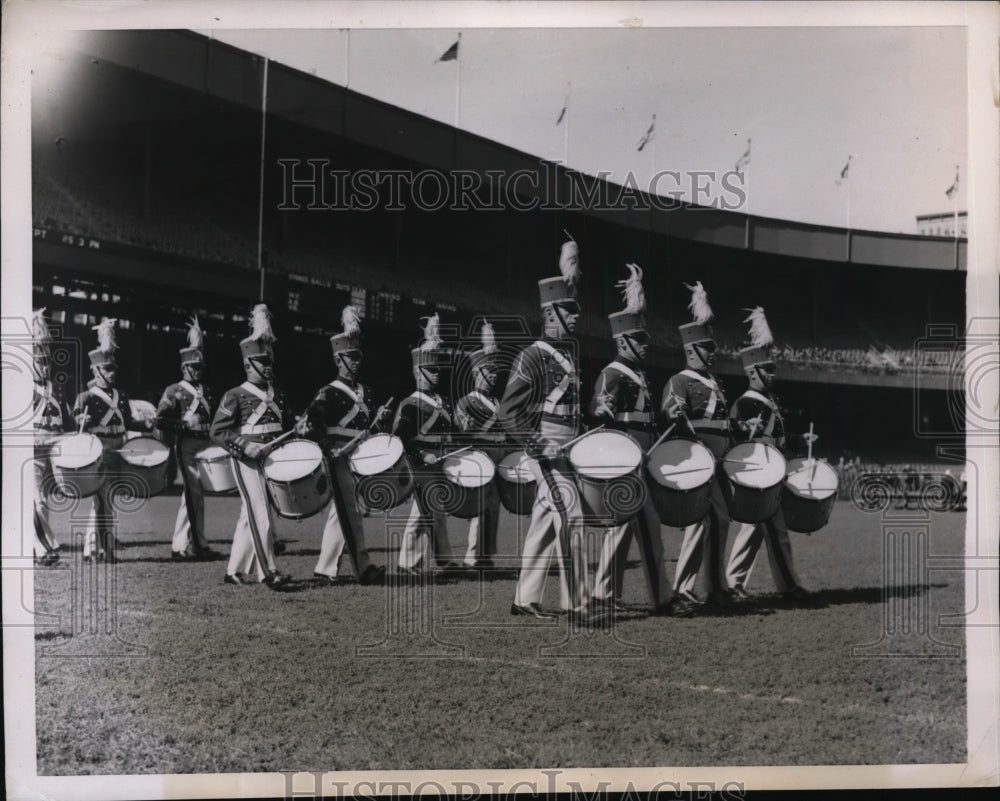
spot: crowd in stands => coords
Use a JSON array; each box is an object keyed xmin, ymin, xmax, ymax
[{"xmin": 832, "ymin": 456, "xmax": 966, "ymax": 510}]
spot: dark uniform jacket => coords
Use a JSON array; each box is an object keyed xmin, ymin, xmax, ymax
[
  {"xmin": 300, "ymin": 377, "xmax": 374, "ymax": 451},
  {"xmin": 455, "ymin": 390, "xmax": 508, "ymax": 443},
  {"xmin": 499, "ymin": 337, "xmax": 581, "ymax": 454},
  {"xmin": 592, "ymin": 357, "xmax": 655, "ymax": 449},
  {"xmin": 33, "ymin": 380, "xmax": 72, "ymax": 439},
  {"xmin": 661, "ymin": 368, "xmax": 731, "ymax": 458},
  {"xmin": 392, "ymin": 390, "xmax": 453, "ymax": 463},
  {"xmin": 72, "ymin": 384, "xmax": 145, "ymax": 443},
  {"xmin": 730, "ymin": 388, "xmax": 812, "ymax": 457},
  {"xmin": 156, "ymin": 379, "xmax": 214, "ymax": 443},
  {"xmin": 210, "ymin": 381, "xmax": 294, "ymax": 463}
]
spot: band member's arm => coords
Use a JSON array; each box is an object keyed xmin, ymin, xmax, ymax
[
  {"xmin": 498, "ymin": 347, "xmax": 545, "ymax": 456},
  {"xmin": 119, "ymin": 391, "xmax": 150, "ymax": 433},
  {"xmin": 659, "ymin": 376, "xmax": 687, "ymax": 429},
  {"xmin": 57, "ymin": 388, "xmax": 74, "ymax": 432},
  {"xmin": 155, "ymin": 385, "xmax": 182, "ymax": 434},
  {"xmin": 392, "ymin": 398, "xmax": 438, "ymax": 464},
  {"xmin": 72, "ymin": 391, "xmax": 95, "ymax": 431},
  {"xmin": 210, "ymin": 389, "xmax": 252, "ymax": 461},
  {"xmin": 591, "ymin": 367, "xmax": 621, "ymax": 428},
  {"xmin": 730, "ymin": 395, "xmax": 770, "ymax": 442}
]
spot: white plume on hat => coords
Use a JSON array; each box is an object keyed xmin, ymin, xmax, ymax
[
  {"xmin": 617, "ymin": 264, "xmax": 645, "ymax": 313},
  {"xmin": 92, "ymin": 318, "xmax": 118, "ymax": 352},
  {"xmin": 32, "ymin": 308, "xmax": 52, "ymax": 344},
  {"xmin": 559, "ymin": 233, "xmax": 580, "ymax": 287},
  {"xmin": 420, "ymin": 313, "xmax": 442, "ymax": 351},
  {"xmin": 684, "ymin": 281, "xmax": 713, "ymax": 325},
  {"xmin": 743, "ymin": 306, "xmax": 773, "ymax": 347},
  {"xmin": 249, "ymin": 304, "xmax": 275, "ymax": 342},
  {"xmin": 481, "ymin": 320, "xmax": 497, "ymax": 354},
  {"xmin": 187, "ymin": 315, "xmax": 204, "ymax": 348},
  {"xmin": 341, "ymin": 305, "xmax": 362, "ymax": 337}
]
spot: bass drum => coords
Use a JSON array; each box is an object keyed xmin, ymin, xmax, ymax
[
  {"xmin": 722, "ymin": 442, "xmax": 786, "ymax": 523},
  {"xmin": 782, "ymin": 458, "xmax": 838, "ymax": 533}
]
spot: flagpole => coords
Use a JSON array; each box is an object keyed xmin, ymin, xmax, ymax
[
  {"xmin": 257, "ymin": 57, "xmax": 269, "ymax": 301},
  {"xmin": 846, "ymin": 168, "xmax": 852, "ymax": 261},
  {"xmin": 345, "ymin": 28, "xmax": 351, "ymax": 89},
  {"xmin": 650, "ymin": 113, "xmax": 656, "ymax": 180},
  {"xmin": 563, "ymin": 83, "xmax": 570, "ymax": 165},
  {"xmin": 455, "ymin": 32, "xmax": 462, "ymax": 130},
  {"xmin": 743, "ymin": 161, "xmax": 751, "ymax": 249},
  {"xmin": 953, "ymin": 164, "xmax": 959, "ymax": 270}
]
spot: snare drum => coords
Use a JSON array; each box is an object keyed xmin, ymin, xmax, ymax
[
  {"xmin": 722, "ymin": 442, "xmax": 786, "ymax": 523},
  {"xmin": 262, "ymin": 439, "xmax": 332, "ymax": 520},
  {"xmin": 645, "ymin": 438, "xmax": 716, "ymax": 526},
  {"xmin": 195, "ymin": 446, "xmax": 237, "ymax": 494},
  {"xmin": 567, "ymin": 430, "xmax": 645, "ymax": 525},
  {"xmin": 496, "ymin": 450, "xmax": 539, "ymax": 516},
  {"xmin": 49, "ymin": 433, "xmax": 104, "ymax": 498},
  {"xmin": 348, "ymin": 433, "xmax": 415, "ymax": 513},
  {"xmin": 118, "ymin": 436, "xmax": 171, "ymax": 497},
  {"xmin": 782, "ymin": 458, "xmax": 838, "ymax": 533},
  {"xmin": 429, "ymin": 449, "xmax": 496, "ymax": 519}
]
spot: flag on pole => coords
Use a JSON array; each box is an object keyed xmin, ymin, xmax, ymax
[
  {"xmin": 735, "ymin": 138, "xmax": 751, "ymax": 173},
  {"xmin": 437, "ymin": 38, "xmax": 459, "ymax": 63},
  {"xmin": 945, "ymin": 166, "xmax": 959, "ymax": 199},
  {"xmin": 637, "ymin": 115, "xmax": 655, "ymax": 152},
  {"xmin": 836, "ymin": 155, "xmax": 851, "ymax": 185}
]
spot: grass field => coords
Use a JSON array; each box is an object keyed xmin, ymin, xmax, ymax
[{"xmin": 32, "ymin": 488, "xmax": 967, "ymax": 774}]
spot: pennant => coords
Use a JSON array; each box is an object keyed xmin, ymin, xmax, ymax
[
  {"xmin": 637, "ymin": 115, "xmax": 655, "ymax": 152},
  {"xmin": 945, "ymin": 166, "xmax": 959, "ymax": 199},
  {"xmin": 437, "ymin": 39, "xmax": 459, "ymax": 63},
  {"xmin": 836, "ymin": 156, "xmax": 851, "ymax": 185},
  {"xmin": 735, "ymin": 138, "xmax": 751, "ymax": 173}
]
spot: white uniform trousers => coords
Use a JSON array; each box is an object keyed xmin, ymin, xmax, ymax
[
  {"xmin": 171, "ymin": 437, "xmax": 208, "ymax": 554},
  {"xmin": 463, "ymin": 482, "xmax": 500, "ymax": 566},
  {"xmin": 592, "ymin": 495, "xmax": 670, "ymax": 607},
  {"xmin": 725, "ymin": 505, "xmax": 801, "ymax": 593},
  {"xmin": 397, "ymin": 475, "xmax": 455, "ymax": 571},
  {"xmin": 315, "ymin": 456, "xmax": 373, "ymax": 578},
  {"xmin": 514, "ymin": 459, "xmax": 590, "ymax": 613},
  {"xmin": 673, "ymin": 467, "xmax": 731, "ymax": 599},
  {"xmin": 84, "ymin": 440, "xmax": 123, "ymax": 558},
  {"xmin": 34, "ymin": 443, "xmax": 60, "ymax": 556},
  {"xmin": 228, "ymin": 458, "xmax": 278, "ymax": 580}
]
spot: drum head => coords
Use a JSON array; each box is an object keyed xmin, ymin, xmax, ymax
[
  {"xmin": 442, "ymin": 450, "xmax": 495, "ymax": 488},
  {"xmin": 350, "ymin": 434, "xmax": 404, "ymax": 476},
  {"xmin": 785, "ymin": 458, "xmax": 838, "ymax": 500},
  {"xmin": 263, "ymin": 439, "xmax": 323, "ymax": 481},
  {"xmin": 568, "ymin": 431, "xmax": 642, "ymax": 479},
  {"xmin": 648, "ymin": 439, "xmax": 715, "ymax": 489},
  {"xmin": 51, "ymin": 434, "xmax": 104, "ymax": 469},
  {"xmin": 723, "ymin": 442, "xmax": 786, "ymax": 489},
  {"xmin": 196, "ymin": 445, "xmax": 230, "ymax": 462},
  {"xmin": 497, "ymin": 451, "xmax": 538, "ymax": 484},
  {"xmin": 119, "ymin": 436, "xmax": 170, "ymax": 466}
]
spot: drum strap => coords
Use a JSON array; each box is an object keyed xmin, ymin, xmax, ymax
[
  {"xmin": 533, "ymin": 341, "xmax": 576, "ymax": 414},
  {"xmin": 179, "ymin": 380, "xmax": 210, "ymax": 423},
  {"xmin": 330, "ymin": 380, "xmax": 370, "ymax": 427},
  {"xmin": 608, "ymin": 361, "xmax": 648, "ymax": 412},
  {"xmin": 470, "ymin": 391, "xmax": 499, "ymax": 433},
  {"xmin": 90, "ymin": 386, "xmax": 124, "ymax": 432},
  {"xmin": 34, "ymin": 382, "xmax": 61, "ymax": 428},
  {"xmin": 680, "ymin": 369, "xmax": 721, "ymax": 419},
  {"xmin": 240, "ymin": 381, "xmax": 281, "ymax": 428},
  {"xmin": 742, "ymin": 390, "xmax": 778, "ymax": 437},
  {"xmin": 411, "ymin": 391, "xmax": 450, "ymax": 434}
]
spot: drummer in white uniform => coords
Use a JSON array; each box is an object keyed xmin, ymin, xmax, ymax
[
  {"xmin": 393, "ymin": 314, "xmax": 460, "ymax": 575},
  {"xmin": 590, "ymin": 265, "xmax": 671, "ymax": 615},
  {"xmin": 455, "ymin": 321, "xmax": 506, "ymax": 570},
  {"xmin": 498, "ymin": 238, "xmax": 594, "ymax": 623},
  {"xmin": 156, "ymin": 317, "xmax": 216, "ymax": 560},
  {"xmin": 660, "ymin": 283, "xmax": 734, "ymax": 616},
  {"xmin": 296, "ymin": 306, "xmax": 386, "ymax": 586},
  {"xmin": 725, "ymin": 308, "xmax": 817, "ymax": 603},
  {"xmin": 210, "ymin": 304, "xmax": 293, "ymax": 589},
  {"xmin": 72, "ymin": 319, "xmax": 153, "ymax": 562},
  {"xmin": 32, "ymin": 309, "xmax": 71, "ymax": 565}
]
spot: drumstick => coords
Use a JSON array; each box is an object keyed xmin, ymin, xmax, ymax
[
  {"xmin": 561, "ymin": 425, "xmax": 605, "ymax": 452},
  {"xmin": 438, "ymin": 445, "xmax": 473, "ymax": 461},
  {"xmin": 645, "ymin": 423, "xmax": 677, "ymax": 456},
  {"xmin": 331, "ymin": 397, "xmax": 396, "ymax": 459},
  {"xmin": 806, "ymin": 422, "xmax": 815, "ymax": 466}
]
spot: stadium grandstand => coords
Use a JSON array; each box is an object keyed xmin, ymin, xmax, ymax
[{"xmin": 31, "ymin": 30, "xmax": 965, "ymax": 465}]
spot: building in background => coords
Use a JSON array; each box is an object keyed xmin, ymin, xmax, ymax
[{"xmin": 916, "ymin": 210, "xmax": 967, "ymax": 237}]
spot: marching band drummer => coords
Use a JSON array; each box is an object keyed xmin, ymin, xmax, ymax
[
  {"xmin": 72, "ymin": 319, "xmax": 154, "ymax": 563},
  {"xmin": 156, "ymin": 316, "xmax": 216, "ymax": 561},
  {"xmin": 498, "ymin": 237, "xmax": 593, "ymax": 622},
  {"xmin": 295, "ymin": 306, "xmax": 386, "ymax": 586},
  {"xmin": 590, "ymin": 266, "xmax": 671, "ymax": 615},
  {"xmin": 660, "ymin": 282, "xmax": 733, "ymax": 616},
  {"xmin": 393, "ymin": 314, "xmax": 460, "ymax": 576},
  {"xmin": 455, "ymin": 321, "xmax": 505, "ymax": 570},
  {"xmin": 210, "ymin": 304, "xmax": 293, "ymax": 589},
  {"xmin": 32, "ymin": 309, "xmax": 72, "ymax": 565},
  {"xmin": 725, "ymin": 308, "xmax": 817, "ymax": 604}
]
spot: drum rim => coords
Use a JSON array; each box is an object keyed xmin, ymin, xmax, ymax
[
  {"xmin": 568, "ymin": 430, "xmax": 643, "ymax": 479},
  {"xmin": 723, "ymin": 441, "xmax": 786, "ymax": 488},
  {"xmin": 50, "ymin": 433, "xmax": 105, "ymax": 468},
  {"xmin": 646, "ymin": 439, "xmax": 716, "ymax": 489},
  {"xmin": 349, "ymin": 435, "xmax": 405, "ymax": 476}
]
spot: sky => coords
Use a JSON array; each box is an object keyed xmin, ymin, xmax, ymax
[{"xmin": 205, "ymin": 24, "xmax": 968, "ymax": 235}]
